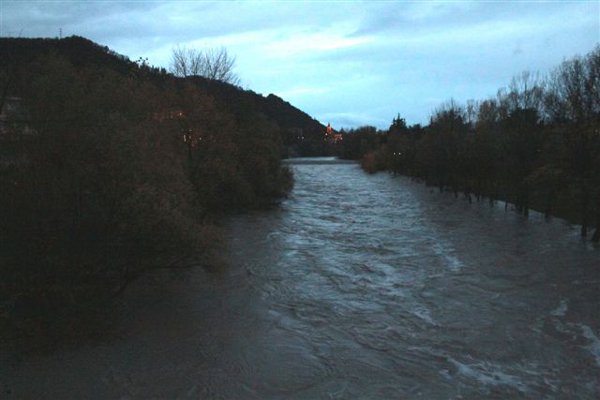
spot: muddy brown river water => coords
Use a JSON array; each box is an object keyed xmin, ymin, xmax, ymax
[{"xmin": 2, "ymin": 158, "xmax": 599, "ymax": 399}]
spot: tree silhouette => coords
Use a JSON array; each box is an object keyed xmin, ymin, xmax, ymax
[
  {"xmin": 170, "ymin": 45, "xmax": 240, "ymax": 85},
  {"xmin": 348, "ymin": 45, "xmax": 599, "ymax": 241}
]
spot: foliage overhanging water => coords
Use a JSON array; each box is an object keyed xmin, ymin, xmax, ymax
[{"xmin": 3, "ymin": 158, "xmax": 599, "ymax": 399}]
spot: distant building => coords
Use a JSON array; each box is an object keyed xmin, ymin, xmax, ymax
[{"xmin": 324, "ymin": 122, "xmax": 342, "ymax": 143}]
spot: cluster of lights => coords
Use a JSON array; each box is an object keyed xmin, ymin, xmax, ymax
[
  {"xmin": 324, "ymin": 123, "xmax": 343, "ymax": 143},
  {"xmin": 183, "ymin": 129, "xmax": 202, "ymax": 148}
]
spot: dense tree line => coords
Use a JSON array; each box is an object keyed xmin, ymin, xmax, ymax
[
  {"xmin": 350, "ymin": 46, "xmax": 600, "ymax": 241},
  {"xmin": 0, "ymin": 38, "xmax": 293, "ymax": 338}
]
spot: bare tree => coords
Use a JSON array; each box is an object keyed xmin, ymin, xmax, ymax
[
  {"xmin": 169, "ymin": 45, "xmax": 240, "ymax": 85},
  {"xmin": 545, "ymin": 46, "xmax": 600, "ymax": 124}
]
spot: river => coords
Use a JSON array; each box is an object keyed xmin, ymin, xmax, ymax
[{"xmin": 2, "ymin": 158, "xmax": 599, "ymax": 399}]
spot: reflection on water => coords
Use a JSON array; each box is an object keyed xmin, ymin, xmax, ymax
[{"xmin": 3, "ymin": 158, "xmax": 600, "ymax": 399}]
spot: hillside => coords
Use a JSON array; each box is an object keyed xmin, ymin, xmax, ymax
[
  {"xmin": 183, "ymin": 76, "xmax": 329, "ymax": 156},
  {"xmin": 0, "ymin": 35, "xmax": 330, "ymax": 156},
  {"xmin": 0, "ymin": 35, "xmax": 316, "ymax": 340}
]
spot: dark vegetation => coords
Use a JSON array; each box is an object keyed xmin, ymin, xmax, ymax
[
  {"xmin": 341, "ymin": 46, "xmax": 600, "ymax": 242},
  {"xmin": 2, "ymin": 35, "xmax": 596, "ymax": 348},
  {"xmin": 0, "ymin": 36, "xmax": 319, "ymax": 343}
]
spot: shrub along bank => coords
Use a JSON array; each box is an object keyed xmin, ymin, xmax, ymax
[{"xmin": 0, "ymin": 37, "xmax": 293, "ymax": 341}]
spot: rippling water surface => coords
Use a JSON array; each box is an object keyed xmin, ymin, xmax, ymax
[{"xmin": 3, "ymin": 158, "xmax": 600, "ymax": 399}]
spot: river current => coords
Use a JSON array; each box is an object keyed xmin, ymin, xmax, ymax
[{"xmin": 3, "ymin": 158, "xmax": 600, "ymax": 399}]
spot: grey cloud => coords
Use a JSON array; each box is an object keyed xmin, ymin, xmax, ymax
[
  {"xmin": 2, "ymin": 0, "xmax": 162, "ymax": 37},
  {"xmin": 2, "ymin": 0, "xmax": 597, "ymax": 129}
]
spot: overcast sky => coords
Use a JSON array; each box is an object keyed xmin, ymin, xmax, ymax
[{"xmin": 1, "ymin": 1, "xmax": 598, "ymax": 129}]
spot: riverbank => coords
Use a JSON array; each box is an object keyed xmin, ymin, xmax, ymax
[{"xmin": 3, "ymin": 160, "xmax": 598, "ymax": 399}]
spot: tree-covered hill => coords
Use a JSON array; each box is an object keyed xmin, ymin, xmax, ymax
[
  {"xmin": 0, "ymin": 35, "xmax": 326, "ymax": 341},
  {"xmin": 0, "ymin": 35, "xmax": 329, "ymax": 156}
]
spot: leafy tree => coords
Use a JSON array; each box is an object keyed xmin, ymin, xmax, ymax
[
  {"xmin": 361, "ymin": 46, "xmax": 599, "ymax": 241},
  {"xmin": 544, "ymin": 46, "xmax": 600, "ymax": 236},
  {"xmin": 0, "ymin": 44, "xmax": 293, "ymax": 340},
  {"xmin": 339, "ymin": 126, "xmax": 381, "ymax": 161}
]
